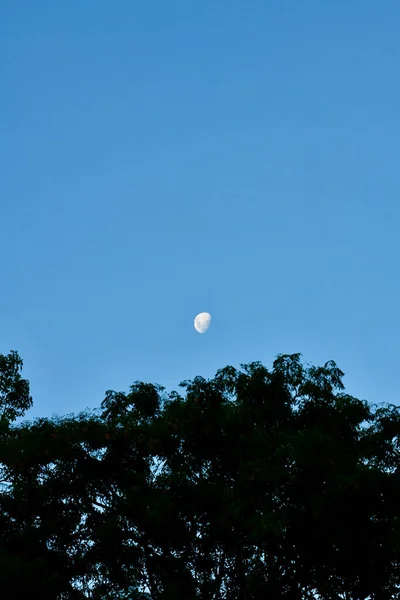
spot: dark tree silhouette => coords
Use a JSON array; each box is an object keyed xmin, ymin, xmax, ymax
[
  {"xmin": 0, "ymin": 350, "xmax": 399, "ymax": 599},
  {"xmin": 0, "ymin": 350, "xmax": 32, "ymax": 423}
]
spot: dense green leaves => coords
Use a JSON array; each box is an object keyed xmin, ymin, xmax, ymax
[{"xmin": 0, "ymin": 350, "xmax": 399, "ymax": 598}]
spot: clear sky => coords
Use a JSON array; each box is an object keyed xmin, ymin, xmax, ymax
[{"xmin": 1, "ymin": 1, "xmax": 399, "ymax": 422}]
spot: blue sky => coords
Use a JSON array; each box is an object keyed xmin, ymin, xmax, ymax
[{"xmin": 1, "ymin": 0, "xmax": 399, "ymax": 422}]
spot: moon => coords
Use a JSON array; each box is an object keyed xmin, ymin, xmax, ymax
[{"xmin": 194, "ymin": 312, "xmax": 211, "ymax": 333}]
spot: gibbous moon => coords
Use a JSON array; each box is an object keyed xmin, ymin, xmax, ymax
[{"xmin": 194, "ymin": 312, "xmax": 211, "ymax": 333}]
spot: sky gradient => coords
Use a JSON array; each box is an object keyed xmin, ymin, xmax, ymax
[{"xmin": 1, "ymin": 0, "xmax": 399, "ymax": 422}]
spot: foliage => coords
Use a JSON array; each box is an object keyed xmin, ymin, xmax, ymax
[
  {"xmin": 0, "ymin": 350, "xmax": 400, "ymax": 599},
  {"xmin": 0, "ymin": 350, "xmax": 32, "ymax": 423}
]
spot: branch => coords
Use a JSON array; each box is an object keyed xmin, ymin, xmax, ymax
[{"xmin": 91, "ymin": 499, "xmax": 108, "ymax": 511}]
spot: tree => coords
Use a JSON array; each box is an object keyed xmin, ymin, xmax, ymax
[
  {"xmin": 0, "ymin": 350, "xmax": 32, "ymax": 423},
  {"xmin": 0, "ymin": 351, "xmax": 399, "ymax": 598}
]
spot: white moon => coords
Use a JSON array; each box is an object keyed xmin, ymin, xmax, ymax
[{"xmin": 194, "ymin": 312, "xmax": 211, "ymax": 333}]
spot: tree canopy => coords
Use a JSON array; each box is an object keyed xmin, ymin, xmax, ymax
[{"xmin": 0, "ymin": 349, "xmax": 399, "ymax": 599}]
